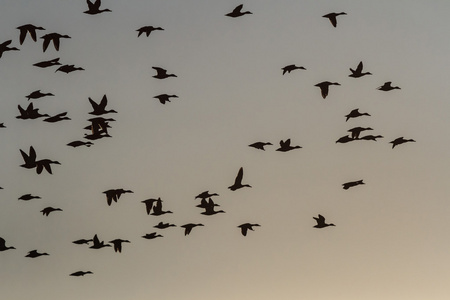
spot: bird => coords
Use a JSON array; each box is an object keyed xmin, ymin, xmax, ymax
[
  {"xmin": 390, "ymin": 137, "xmax": 415, "ymax": 148},
  {"xmin": 200, "ymin": 201, "xmax": 225, "ymax": 216},
  {"xmin": 151, "ymin": 198, "xmax": 173, "ymax": 216},
  {"xmin": 89, "ymin": 234, "xmax": 111, "ymax": 249},
  {"xmin": 55, "ymin": 64, "xmax": 84, "ymax": 74},
  {"xmin": 345, "ymin": 109, "xmax": 370, "ymax": 122},
  {"xmin": 33, "ymin": 58, "xmax": 62, "ymax": 68},
  {"xmin": 359, "ymin": 135, "xmax": 383, "ymax": 141},
  {"xmin": 248, "ymin": 142, "xmax": 272, "ymax": 150},
  {"xmin": 196, "ymin": 198, "xmax": 220, "ymax": 209},
  {"xmin": 282, "ymin": 64, "xmax": 306, "ymax": 75},
  {"xmin": 0, "ymin": 40, "xmax": 19, "ymax": 58},
  {"xmin": 142, "ymin": 232, "xmax": 163, "ymax": 239},
  {"xmin": 180, "ymin": 223, "xmax": 204, "ymax": 236},
  {"xmin": 153, "ymin": 94, "xmax": 178, "ymax": 104},
  {"xmin": 70, "ymin": 271, "xmax": 93, "ymax": 277},
  {"xmin": 41, "ymin": 207, "xmax": 63, "ymax": 216},
  {"xmin": 195, "ymin": 191, "xmax": 219, "ymax": 200},
  {"xmin": 152, "ymin": 67, "xmax": 177, "ymax": 79},
  {"xmin": 20, "ymin": 146, "xmax": 37, "ymax": 169},
  {"xmin": 226, "ymin": 4, "xmax": 252, "ymax": 18},
  {"xmin": 342, "ymin": 180, "xmax": 365, "ymax": 190},
  {"xmin": 336, "ymin": 135, "xmax": 354, "ymax": 144},
  {"xmin": 16, "ymin": 103, "xmax": 49, "ymax": 120},
  {"xmin": 377, "ymin": 81, "xmax": 400, "ymax": 91},
  {"xmin": 347, "ymin": 127, "xmax": 373, "ymax": 139},
  {"xmin": 0, "ymin": 123, "xmax": 5, "ymax": 128},
  {"xmin": 43, "ymin": 112, "xmax": 71, "ymax": 123},
  {"xmin": 137, "ymin": 26, "xmax": 164, "ymax": 37},
  {"xmin": 84, "ymin": 131, "xmax": 111, "ymax": 140},
  {"xmin": 314, "ymin": 81, "xmax": 340, "ymax": 99},
  {"xmin": 18, "ymin": 194, "xmax": 41, "ymax": 201},
  {"xmin": 84, "ymin": 0, "xmax": 111, "ymax": 14},
  {"xmin": 103, "ymin": 189, "xmax": 133, "ymax": 206},
  {"xmin": 313, "ymin": 214, "xmax": 335, "ymax": 228},
  {"xmin": 86, "ymin": 117, "xmax": 115, "ymax": 135},
  {"xmin": 72, "ymin": 239, "xmax": 93, "ymax": 245},
  {"xmin": 349, "ymin": 61, "xmax": 372, "ymax": 78},
  {"xmin": 88, "ymin": 95, "xmax": 117, "ymax": 115},
  {"xmin": 154, "ymin": 222, "xmax": 176, "ymax": 229},
  {"xmin": 276, "ymin": 139, "xmax": 302, "ymax": 152},
  {"xmin": 26, "ymin": 90, "xmax": 54, "ymax": 101},
  {"xmin": 25, "ymin": 250, "xmax": 49, "ymax": 258},
  {"xmin": 238, "ymin": 223, "xmax": 260, "ymax": 236},
  {"xmin": 17, "ymin": 24, "xmax": 45, "ymax": 44},
  {"xmin": 0, "ymin": 237, "xmax": 15, "ymax": 251},
  {"xmin": 109, "ymin": 239, "xmax": 130, "ymax": 253},
  {"xmin": 35, "ymin": 159, "xmax": 61, "ymax": 174},
  {"xmin": 40, "ymin": 33, "xmax": 71, "ymax": 52},
  {"xmin": 322, "ymin": 12, "xmax": 347, "ymax": 27},
  {"xmin": 228, "ymin": 167, "xmax": 251, "ymax": 191},
  {"xmin": 67, "ymin": 140, "xmax": 93, "ymax": 148},
  {"xmin": 141, "ymin": 198, "xmax": 158, "ymax": 215}
]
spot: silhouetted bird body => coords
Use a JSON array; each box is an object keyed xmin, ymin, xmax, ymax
[
  {"xmin": 276, "ymin": 139, "xmax": 302, "ymax": 152},
  {"xmin": 142, "ymin": 232, "xmax": 163, "ymax": 239},
  {"xmin": 142, "ymin": 198, "xmax": 158, "ymax": 215},
  {"xmin": 226, "ymin": 4, "xmax": 252, "ymax": 18},
  {"xmin": 18, "ymin": 194, "xmax": 41, "ymax": 201},
  {"xmin": 88, "ymin": 95, "xmax": 117, "ymax": 115},
  {"xmin": 315, "ymin": 81, "xmax": 340, "ymax": 99},
  {"xmin": 238, "ymin": 223, "xmax": 260, "ymax": 236},
  {"xmin": 44, "ymin": 112, "xmax": 71, "ymax": 123},
  {"xmin": 390, "ymin": 137, "xmax": 415, "ymax": 148},
  {"xmin": 41, "ymin": 207, "xmax": 62, "ymax": 216},
  {"xmin": 154, "ymin": 222, "xmax": 176, "ymax": 229},
  {"xmin": 109, "ymin": 239, "xmax": 130, "ymax": 253},
  {"xmin": 0, "ymin": 123, "xmax": 5, "ymax": 128},
  {"xmin": 35, "ymin": 159, "xmax": 60, "ymax": 174},
  {"xmin": 347, "ymin": 127, "xmax": 373, "ymax": 139},
  {"xmin": 0, "ymin": 237, "xmax": 15, "ymax": 251},
  {"xmin": 342, "ymin": 180, "xmax": 364, "ymax": 190},
  {"xmin": 313, "ymin": 214, "xmax": 335, "ymax": 228},
  {"xmin": 282, "ymin": 64, "xmax": 306, "ymax": 75},
  {"xmin": 137, "ymin": 26, "xmax": 164, "ymax": 37},
  {"xmin": 377, "ymin": 82, "xmax": 400, "ymax": 91},
  {"xmin": 84, "ymin": 0, "xmax": 111, "ymax": 14},
  {"xmin": 349, "ymin": 61, "xmax": 372, "ymax": 78},
  {"xmin": 154, "ymin": 94, "xmax": 178, "ymax": 104},
  {"xmin": 228, "ymin": 167, "xmax": 251, "ymax": 191},
  {"xmin": 56, "ymin": 64, "xmax": 84, "ymax": 73},
  {"xmin": 25, "ymin": 250, "xmax": 49, "ymax": 258},
  {"xmin": 41, "ymin": 33, "xmax": 71, "ymax": 52},
  {"xmin": 151, "ymin": 198, "xmax": 173, "ymax": 216},
  {"xmin": 195, "ymin": 191, "xmax": 219, "ymax": 200},
  {"xmin": 103, "ymin": 189, "xmax": 133, "ymax": 206},
  {"xmin": 70, "ymin": 271, "xmax": 93, "ymax": 276},
  {"xmin": 0, "ymin": 40, "xmax": 19, "ymax": 58},
  {"xmin": 322, "ymin": 12, "xmax": 346, "ymax": 27},
  {"xmin": 89, "ymin": 234, "xmax": 111, "ymax": 249},
  {"xmin": 181, "ymin": 223, "xmax": 204, "ymax": 236},
  {"xmin": 345, "ymin": 109, "xmax": 370, "ymax": 121},
  {"xmin": 72, "ymin": 239, "xmax": 93, "ymax": 245},
  {"xmin": 67, "ymin": 140, "xmax": 93, "ymax": 148},
  {"xmin": 359, "ymin": 135, "xmax": 383, "ymax": 141},
  {"xmin": 336, "ymin": 135, "xmax": 354, "ymax": 144},
  {"xmin": 17, "ymin": 24, "xmax": 45, "ymax": 44},
  {"xmin": 152, "ymin": 67, "xmax": 177, "ymax": 79},
  {"xmin": 196, "ymin": 198, "xmax": 220, "ymax": 209},
  {"xmin": 248, "ymin": 142, "xmax": 272, "ymax": 150},
  {"xmin": 20, "ymin": 146, "xmax": 37, "ymax": 169},
  {"xmin": 26, "ymin": 90, "xmax": 54, "ymax": 101},
  {"xmin": 33, "ymin": 58, "xmax": 61, "ymax": 68}
]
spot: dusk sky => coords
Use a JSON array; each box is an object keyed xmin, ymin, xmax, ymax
[{"xmin": 1, "ymin": 1, "xmax": 450, "ymax": 299}]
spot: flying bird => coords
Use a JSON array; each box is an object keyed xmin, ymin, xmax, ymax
[
  {"xmin": 153, "ymin": 94, "xmax": 178, "ymax": 104},
  {"xmin": 282, "ymin": 64, "xmax": 306, "ymax": 75},
  {"xmin": 347, "ymin": 127, "xmax": 373, "ymax": 139},
  {"xmin": 196, "ymin": 198, "xmax": 220, "ymax": 210},
  {"xmin": 137, "ymin": 26, "xmax": 164, "ymax": 37},
  {"xmin": 103, "ymin": 189, "xmax": 133, "ymax": 206},
  {"xmin": 151, "ymin": 198, "xmax": 173, "ymax": 216},
  {"xmin": 16, "ymin": 103, "xmax": 49, "ymax": 120},
  {"xmin": 89, "ymin": 234, "xmax": 111, "ymax": 249},
  {"xmin": 349, "ymin": 61, "xmax": 372, "ymax": 78},
  {"xmin": 26, "ymin": 90, "xmax": 54, "ymax": 101},
  {"xmin": 40, "ymin": 33, "xmax": 71, "ymax": 52},
  {"xmin": 238, "ymin": 223, "xmax": 260, "ymax": 236},
  {"xmin": 35, "ymin": 158, "xmax": 61, "ymax": 174},
  {"xmin": 142, "ymin": 232, "xmax": 163, "ymax": 240},
  {"xmin": 154, "ymin": 222, "xmax": 176, "ymax": 229},
  {"xmin": 226, "ymin": 4, "xmax": 252, "ymax": 18},
  {"xmin": 70, "ymin": 271, "xmax": 93, "ymax": 277},
  {"xmin": 390, "ymin": 137, "xmax": 415, "ymax": 148},
  {"xmin": 67, "ymin": 140, "xmax": 93, "ymax": 148},
  {"xmin": 276, "ymin": 139, "xmax": 302, "ymax": 152},
  {"xmin": 314, "ymin": 81, "xmax": 340, "ymax": 99},
  {"xmin": 72, "ymin": 239, "xmax": 93, "ymax": 245},
  {"xmin": 377, "ymin": 81, "xmax": 400, "ymax": 91},
  {"xmin": 20, "ymin": 146, "xmax": 37, "ymax": 169},
  {"xmin": 195, "ymin": 191, "xmax": 219, "ymax": 200},
  {"xmin": 342, "ymin": 180, "xmax": 365, "ymax": 190},
  {"xmin": 33, "ymin": 58, "xmax": 62, "ymax": 68},
  {"xmin": 0, "ymin": 40, "xmax": 19, "ymax": 58},
  {"xmin": 25, "ymin": 250, "xmax": 49, "ymax": 258},
  {"xmin": 313, "ymin": 214, "xmax": 335, "ymax": 228},
  {"xmin": 152, "ymin": 67, "xmax": 177, "ymax": 79},
  {"xmin": 336, "ymin": 135, "xmax": 355, "ymax": 144},
  {"xmin": 55, "ymin": 64, "xmax": 84, "ymax": 74},
  {"xmin": 180, "ymin": 223, "xmax": 204, "ymax": 236},
  {"xmin": 345, "ymin": 109, "xmax": 370, "ymax": 122},
  {"xmin": 84, "ymin": 0, "xmax": 111, "ymax": 14},
  {"xmin": 17, "ymin": 24, "xmax": 45, "ymax": 44},
  {"xmin": 88, "ymin": 95, "xmax": 117, "ymax": 115},
  {"xmin": 322, "ymin": 12, "xmax": 347, "ymax": 27},
  {"xmin": 142, "ymin": 198, "xmax": 159, "ymax": 215},
  {"xmin": 0, "ymin": 237, "xmax": 15, "ymax": 251},
  {"xmin": 43, "ymin": 112, "xmax": 71, "ymax": 123},
  {"xmin": 248, "ymin": 142, "xmax": 272, "ymax": 150},
  {"xmin": 18, "ymin": 194, "xmax": 41, "ymax": 201},
  {"xmin": 41, "ymin": 207, "xmax": 63, "ymax": 216},
  {"xmin": 228, "ymin": 167, "xmax": 251, "ymax": 191},
  {"xmin": 109, "ymin": 239, "xmax": 130, "ymax": 253}
]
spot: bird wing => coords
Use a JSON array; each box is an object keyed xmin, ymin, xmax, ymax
[
  {"xmin": 234, "ymin": 167, "xmax": 244, "ymax": 185},
  {"xmin": 42, "ymin": 37, "xmax": 51, "ymax": 52},
  {"xmin": 355, "ymin": 61, "xmax": 363, "ymax": 73},
  {"xmin": 19, "ymin": 28, "xmax": 27, "ymax": 44},
  {"xmin": 232, "ymin": 4, "xmax": 244, "ymax": 14},
  {"xmin": 0, "ymin": 237, "xmax": 6, "ymax": 248},
  {"xmin": 240, "ymin": 226, "xmax": 248, "ymax": 236},
  {"xmin": 99, "ymin": 95, "xmax": 108, "ymax": 110}
]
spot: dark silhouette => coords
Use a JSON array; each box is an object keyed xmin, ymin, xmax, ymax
[
  {"xmin": 196, "ymin": 198, "xmax": 220, "ymax": 209},
  {"xmin": 18, "ymin": 194, "xmax": 41, "ymax": 201},
  {"xmin": 228, "ymin": 167, "xmax": 251, "ymax": 191},
  {"xmin": 89, "ymin": 234, "xmax": 111, "ymax": 249},
  {"xmin": 0, "ymin": 237, "xmax": 15, "ymax": 251},
  {"xmin": 86, "ymin": 117, "xmax": 114, "ymax": 135},
  {"xmin": 16, "ymin": 103, "xmax": 50, "ymax": 120},
  {"xmin": 137, "ymin": 26, "xmax": 164, "ymax": 37},
  {"xmin": 322, "ymin": 12, "xmax": 347, "ymax": 27},
  {"xmin": 72, "ymin": 239, "xmax": 93, "ymax": 245},
  {"xmin": 142, "ymin": 198, "xmax": 158, "ymax": 215},
  {"xmin": 84, "ymin": 0, "xmax": 111, "ymax": 14},
  {"xmin": 0, "ymin": 40, "xmax": 19, "ymax": 58},
  {"xmin": 313, "ymin": 214, "xmax": 335, "ymax": 228},
  {"xmin": 342, "ymin": 180, "xmax": 365, "ymax": 190},
  {"xmin": 40, "ymin": 33, "xmax": 71, "ymax": 52},
  {"xmin": 345, "ymin": 109, "xmax": 370, "ymax": 122},
  {"xmin": 180, "ymin": 223, "xmax": 204, "ymax": 236},
  {"xmin": 359, "ymin": 135, "xmax": 383, "ymax": 141},
  {"xmin": 35, "ymin": 159, "xmax": 61, "ymax": 174},
  {"xmin": 201, "ymin": 205, "xmax": 225, "ymax": 216},
  {"xmin": 248, "ymin": 142, "xmax": 272, "ymax": 150},
  {"xmin": 33, "ymin": 58, "xmax": 61, "ymax": 68},
  {"xmin": 154, "ymin": 94, "xmax": 178, "ymax": 104},
  {"xmin": 25, "ymin": 250, "xmax": 49, "ymax": 258},
  {"xmin": 44, "ymin": 112, "xmax": 71, "ymax": 123},
  {"xmin": 151, "ymin": 198, "xmax": 173, "ymax": 216},
  {"xmin": 70, "ymin": 271, "xmax": 93, "ymax": 276},
  {"xmin": 67, "ymin": 140, "xmax": 93, "ymax": 148},
  {"xmin": 238, "ymin": 223, "xmax": 260, "ymax": 236},
  {"xmin": 152, "ymin": 67, "xmax": 177, "ymax": 79},
  {"xmin": 314, "ymin": 81, "xmax": 340, "ymax": 99},
  {"xmin": 276, "ymin": 139, "xmax": 302, "ymax": 152},
  {"xmin": 142, "ymin": 232, "xmax": 163, "ymax": 239},
  {"xmin": 282, "ymin": 64, "xmax": 306, "ymax": 75},
  {"xmin": 20, "ymin": 146, "xmax": 37, "ymax": 169},
  {"xmin": 349, "ymin": 61, "xmax": 372, "ymax": 78},
  {"xmin": 84, "ymin": 132, "xmax": 111, "ymax": 140},
  {"xmin": 55, "ymin": 64, "xmax": 85, "ymax": 74},
  {"xmin": 226, "ymin": 4, "xmax": 252, "ymax": 18},
  {"xmin": 26, "ymin": 90, "xmax": 54, "ymax": 101},
  {"xmin": 195, "ymin": 191, "xmax": 219, "ymax": 200},
  {"xmin": 154, "ymin": 222, "xmax": 176, "ymax": 229},
  {"xmin": 17, "ymin": 24, "xmax": 45, "ymax": 44},
  {"xmin": 109, "ymin": 239, "xmax": 130, "ymax": 253},
  {"xmin": 41, "ymin": 207, "xmax": 63, "ymax": 216},
  {"xmin": 390, "ymin": 137, "xmax": 415, "ymax": 148},
  {"xmin": 347, "ymin": 127, "xmax": 373, "ymax": 139},
  {"xmin": 377, "ymin": 82, "xmax": 400, "ymax": 91},
  {"xmin": 0, "ymin": 123, "xmax": 5, "ymax": 128},
  {"xmin": 103, "ymin": 189, "xmax": 133, "ymax": 206},
  {"xmin": 88, "ymin": 95, "xmax": 117, "ymax": 115}
]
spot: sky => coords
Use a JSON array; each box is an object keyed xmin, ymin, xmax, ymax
[{"xmin": 1, "ymin": 0, "xmax": 450, "ymax": 299}]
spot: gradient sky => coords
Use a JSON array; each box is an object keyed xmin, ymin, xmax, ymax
[{"xmin": 1, "ymin": 0, "xmax": 450, "ymax": 299}]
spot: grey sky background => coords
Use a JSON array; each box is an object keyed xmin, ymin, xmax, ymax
[{"xmin": 1, "ymin": 0, "xmax": 450, "ymax": 299}]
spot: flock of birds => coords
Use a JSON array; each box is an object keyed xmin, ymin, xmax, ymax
[{"xmin": 0, "ymin": 1, "xmax": 416, "ymax": 279}]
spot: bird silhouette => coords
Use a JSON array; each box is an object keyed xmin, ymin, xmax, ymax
[
  {"xmin": 0, "ymin": 237, "xmax": 15, "ymax": 251},
  {"xmin": 345, "ymin": 109, "xmax": 370, "ymax": 122},
  {"xmin": 390, "ymin": 137, "xmax": 415, "ymax": 148},
  {"xmin": 276, "ymin": 139, "xmax": 302, "ymax": 152},
  {"xmin": 195, "ymin": 191, "xmax": 219, "ymax": 200},
  {"xmin": 154, "ymin": 222, "xmax": 176, "ymax": 229},
  {"xmin": 180, "ymin": 223, "xmax": 204, "ymax": 236},
  {"xmin": 151, "ymin": 198, "xmax": 173, "ymax": 216},
  {"xmin": 40, "ymin": 33, "xmax": 71, "ymax": 52},
  {"xmin": 103, "ymin": 189, "xmax": 133, "ymax": 206},
  {"xmin": 67, "ymin": 140, "xmax": 93, "ymax": 148},
  {"xmin": 26, "ymin": 90, "xmax": 54, "ymax": 101},
  {"xmin": 336, "ymin": 135, "xmax": 354, "ymax": 144},
  {"xmin": 228, "ymin": 167, "xmax": 251, "ymax": 191},
  {"xmin": 33, "ymin": 57, "xmax": 61, "ymax": 68},
  {"xmin": 0, "ymin": 123, "xmax": 5, "ymax": 128},
  {"xmin": 84, "ymin": 0, "xmax": 111, "ymax": 14},
  {"xmin": 313, "ymin": 214, "xmax": 335, "ymax": 228},
  {"xmin": 88, "ymin": 95, "xmax": 117, "ymax": 115},
  {"xmin": 137, "ymin": 26, "xmax": 164, "ymax": 37},
  {"xmin": 196, "ymin": 198, "xmax": 220, "ymax": 209},
  {"xmin": 142, "ymin": 232, "xmax": 163, "ymax": 239},
  {"xmin": 152, "ymin": 67, "xmax": 177, "ymax": 79},
  {"xmin": 70, "ymin": 271, "xmax": 93, "ymax": 276},
  {"xmin": 109, "ymin": 239, "xmax": 130, "ymax": 253},
  {"xmin": 0, "ymin": 40, "xmax": 19, "ymax": 58},
  {"xmin": 44, "ymin": 112, "xmax": 71, "ymax": 123},
  {"xmin": 20, "ymin": 146, "xmax": 37, "ymax": 169},
  {"xmin": 282, "ymin": 64, "xmax": 306, "ymax": 75},
  {"xmin": 238, "ymin": 223, "xmax": 260, "ymax": 236},
  {"xmin": 35, "ymin": 159, "xmax": 61, "ymax": 174},
  {"xmin": 153, "ymin": 94, "xmax": 178, "ymax": 104},
  {"xmin": 359, "ymin": 135, "xmax": 383, "ymax": 141},
  {"xmin": 25, "ymin": 250, "xmax": 49, "ymax": 258},
  {"xmin": 322, "ymin": 12, "xmax": 346, "ymax": 27},
  {"xmin": 226, "ymin": 4, "xmax": 252, "ymax": 18},
  {"xmin": 55, "ymin": 64, "xmax": 84, "ymax": 74},
  {"xmin": 18, "ymin": 193, "xmax": 41, "ymax": 201},
  {"xmin": 89, "ymin": 234, "xmax": 111, "ymax": 249},
  {"xmin": 201, "ymin": 205, "xmax": 225, "ymax": 216},
  {"xmin": 377, "ymin": 82, "xmax": 400, "ymax": 91},
  {"xmin": 17, "ymin": 24, "xmax": 45, "ymax": 44},
  {"xmin": 314, "ymin": 81, "xmax": 340, "ymax": 99},
  {"xmin": 142, "ymin": 198, "xmax": 158, "ymax": 215},
  {"xmin": 248, "ymin": 142, "xmax": 272, "ymax": 150},
  {"xmin": 349, "ymin": 61, "xmax": 372, "ymax": 78},
  {"xmin": 86, "ymin": 117, "xmax": 114, "ymax": 135},
  {"xmin": 41, "ymin": 207, "xmax": 63, "ymax": 216},
  {"xmin": 342, "ymin": 180, "xmax": 365, "ymax": 190},
  {"xmin": 347, "ymin": 127, "xmax": 373, "ymax": 139},
  {"xmin": 72, "ymin": 239, "xmax": 93, "ymax": 245},
  {"xmin": 84, "ymin": 131, "xmax": 111, "ymax": 140},
  {"xmin": 16, "ymin": 103, "xmax": 49, "ymax": 120}
]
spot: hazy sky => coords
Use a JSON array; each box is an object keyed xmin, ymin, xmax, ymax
[{"xmin": 1, "ymin": 1, "xmax": 450, "ymax": 299}]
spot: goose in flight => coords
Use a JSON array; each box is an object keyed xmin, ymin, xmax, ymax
[
  {"xmin": 142, "ymin": 198, "xmax": 159, "ymax": 215},
  {"xmin": 55, "ymin": 64, "xmax": 85, "ymax": 74},
  {"xmin": 345, "ymin": 109, "xmax": 370, "ymax": 122},
  {"xmin": 109, "ymin": 239, "xmax": 130, "ymax": 253},
  {"xmin": 322, "ymin": 12, "xmax": 346, "ymax": 27},
  {"xmin": 18, "ymin": 193, "xmax": 41, "ymax": 201},
  {"xmin": 33, "ymin": 58, "xmax": 61, "ymax": 68},
  {"xmin": 17, "ymin": 24, "xmax": 45, "ymax": 44},
  {"xmin": 315, "ymin": 81, "xmax": 340, "ymax": 99},
  {"xmin": 16, "ymin": 103, "xmax": 49, "ymax": 120},
  {"xmin": 196, "ymin": 198, "xmax": 220, "ymax": 209},
  {"xmin": 25, "ymin": 250, "xmax": 49, "ymax": 258},
  {"xmin": 137, "ymin": 26, "xmax": 164, "ymax": 37},
  {"xmin": 70, "ymin": 271, "xmax": 93, "ymax": 276},
  {"xmin": 195, "ymin": 191, "xmax": 219, "ymax": 200},
  {"xmin": 377, "ymin": 82, "xmax": 400, "ymax": 91},
  {"xmin": 282, "ymin": 64, "xmax": 306, "ymax": 75},
  {"xmin": 44, "ymin": 112, "xmax": 71, "ymax": 123},
  {"xmin": 72, "ymin": 238, "xmax": 93, "ymax": 245},
  {"xmin": 35, "ymin": 158, "xmax": 61, "ymax": 174},
  {"xmin": 0, "ymin": 237, "xmax": 15, "ymax": 251},
  {"xmin": 226, "ymin": 4, "xmax": 252, "ymax": 18},
  {"xmin": 342, "ymin": 180, "xmax": 364, "ymax": 190},
  {"xmin": 103, "ymin": 189, "xmax": 133, "ymax": 206},
  {"xmin": 0, "ymin": 40, "xmax": 19, "ymax": 58},
  {"xmin": 88, "ymin": 95, "xmax": 117, "ymax": 115},
  {"xmin": 276, "ymin": 139, "xmax": 302, "ymax": 152},
  {"xmin": 201, "ymin": 205, "xmax": 225, "ymax": 216},
  {"xmin": 142, "ymin": 232, "xmax": 163, "ymax": 239},
  {"xmin": 154, "ymin": 222, "xmax": 176, "ymax": 229},
  {"xmin": 151, "ymin": 198, "xmax": 173, "ymax": 216},
  {"xmin": 20, "ymin": 146, "xmax": 37, "ymax": 169},
  {"xmin": 84, "ymin": 0, "xmax": 111, "ymax": 14},
  {"xmin": 390, "ymin": 137, "xmax": 415, "ymax": 148},
  {"xmin": 228, "ymin": 167, "xmax": 251, "ymax": 191},
  {"xmin": 248, "ymin": 142, "xmax": 272, "ymax": 150},
  {"xmin": 347, "ymin": 127, "xmax": 373, "ymax": 139},
  {"xmin": 153, "ymin": 94, "xmax": 178, "ymax": 104},
  {"xmin": 336, "ymin": 135, "xmax": 354, "ymax": 144},
  {"xmin": 180, "ymin": 223, "xmax": 204, "ymax": 236},
  {"xmin": 349, "ymin": 61, "xmax": 372, "ymax": 78},
  {"xmin": 0, "ymin": 123, "xmax": 5, "ymax": 128},
  {"xmin": 313, "ymin": 214, "xmax": 335, "ymax": 228},
  {"xmin": 41, "ymin": 207, "xmax": 63, "ymax": 216},
  {"xmin": 238, "ymin": 223, "xmax": 260, "ymax": 236},
  {"xmin": 26, "ymin": 90, "xmax": 54, "ymax": 101},
  {"xmin": 40, "ymin": 33, "xmax": 71, "ymax": 52},
  {"xmin": 89, "ymin": 234, "xmax": 111, "ymax": 249},
  {"xmin": 359, "ymin": 135, "xmax": 383, "ymax": 141},
  {"xmin": 152, "ymin": 67, "xmax": 177, "ymax": 79},
  {"xmin": 67, "ymin": 140, "xmax": 93, "ymax": 148}
]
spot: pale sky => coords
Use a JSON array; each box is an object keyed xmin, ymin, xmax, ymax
[{"xmin": 1, "ymin": 1, "xmax": 450, "ymax": 299}]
